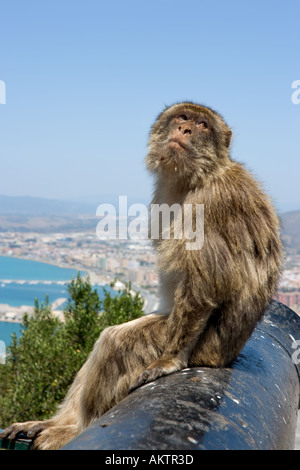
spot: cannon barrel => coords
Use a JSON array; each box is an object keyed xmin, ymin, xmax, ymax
[{"xmin": 63, "ymin": 300, "xmax": 300, "ymax": 450}]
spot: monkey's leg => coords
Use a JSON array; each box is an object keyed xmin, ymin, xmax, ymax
[
  {"xmin": 130, "ymin": 280, "xmax": 215, "ymax": 391},
  {"xmin": 190, "ymin": 302, "xmax": 264, "ymax": 368},
  {"xmin": 1, "ymin": 313, "xmax": 167, "ymax": 449},
  {"xmin": 79, "ymin": 313, "xmax": 168, "ymax": 429}
]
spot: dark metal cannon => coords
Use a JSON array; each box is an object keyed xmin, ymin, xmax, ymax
[{"xmin": 63, "ymin": 300, "xmax": 300, "ymax": 450}]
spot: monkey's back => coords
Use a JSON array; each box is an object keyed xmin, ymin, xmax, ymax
[{"xmin": 155, "ymin": 160, "xmax": 283, "ymax": 316}]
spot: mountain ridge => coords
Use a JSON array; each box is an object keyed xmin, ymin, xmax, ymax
[
  {"xmin": 0, "ymin": 196, "xmax": 299, "ymax": 249},
  {"xmin": 0, "ymin": 194, "xmax": 149, "ymax": 216}
]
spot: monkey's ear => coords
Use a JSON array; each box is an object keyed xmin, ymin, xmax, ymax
[{"xmin": 225, "ymin": 130, "xmax": 232, "ymax": 148}]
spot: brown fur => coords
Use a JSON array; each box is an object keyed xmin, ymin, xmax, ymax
[{"xmin": 0, "ymin": 102, "xmax": 283, "ymax": 449}]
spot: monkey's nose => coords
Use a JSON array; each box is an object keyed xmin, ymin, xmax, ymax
[{"xmin": 178, "ymin": 126, "xmax": 192, "ymax": 135}]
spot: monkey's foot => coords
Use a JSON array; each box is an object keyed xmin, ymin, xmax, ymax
[
  {"xmin": 129, "ymin": 355, "xmax": 185, "ymax": 392},
  {"xmin": 31, "ymin": 425, "xmax": 78, "ymax": 450}
]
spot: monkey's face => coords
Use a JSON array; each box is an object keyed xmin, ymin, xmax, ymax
[{"xmin": 146, "ymin": 102, "xmax": 232, "ymax": 186}]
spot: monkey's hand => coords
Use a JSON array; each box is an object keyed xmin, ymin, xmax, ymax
[
  {"xmin": 0, "ymin": 421, "xmax": 78, "ymax": 450},
  {"xmin": 0, "ymin": 420, "xmax": 52, "ymax": 443},
  {"xmin": 129, "ymin": 354, "xmax": 185, "ymax": 392}
]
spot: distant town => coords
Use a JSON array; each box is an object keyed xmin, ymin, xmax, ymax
[
  {"xmin": 274, "ymin": 252, "xmax": 300, "ymax": 315},
  {"xmin": 0, "ymin": 230, "xmax": 300, "ymax": 323},
  {"xmin": 0, "ymin": 230, "xmax": 160, "ymax": 322}
]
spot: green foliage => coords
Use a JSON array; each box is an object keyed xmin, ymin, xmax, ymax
[
  {"xmin": 64, "ymin": 273, "xmax": 102, "ymax": 353},
  {"xmin": 0, "ymin": 296, "xmax": 67, "ymax": 424},
  {"xmin": 99, "ymin": 281, "xmax": 145, "ymax": 330},
  {"xmin": 0, "ymin": 274, "xmax": 144, "ymax": 428}
]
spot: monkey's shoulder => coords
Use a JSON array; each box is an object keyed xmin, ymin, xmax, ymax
[{"xmin": 186, "ymin": 162, "xmax": 269, "ymax": 208}]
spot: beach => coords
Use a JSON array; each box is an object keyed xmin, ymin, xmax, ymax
[{"xmin": 0, "ymin": 256, "xmax": 123, "ymax": 331}]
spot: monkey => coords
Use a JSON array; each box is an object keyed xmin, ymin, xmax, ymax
[{"xmin": 0, "ymin": 102, "xmax": 283, "ymax": 450}]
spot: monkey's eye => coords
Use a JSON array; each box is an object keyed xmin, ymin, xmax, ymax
[
  {"xmin": 198, "ymin": 121, "xmax": 208, "ymax": 129},
  {"xmin": 178, "ymin": 114, "xmax": 188, "ymax": 120}
]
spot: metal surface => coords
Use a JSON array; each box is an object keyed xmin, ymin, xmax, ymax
[
  {"xmin": 63, "ymin": 300, "xmax": 300, "ymax": 450},
  {"xmin": 0, "ymin": 430, "xmax": 32, "ymax": 450}
]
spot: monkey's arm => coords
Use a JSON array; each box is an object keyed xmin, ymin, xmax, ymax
[
  {"xmin": 130, "ymin": 277, "xmax": 214, "ymax": 391},
  {"xmin": 129, "ymin": 222, "xmax": 240, "ymax": 391}
]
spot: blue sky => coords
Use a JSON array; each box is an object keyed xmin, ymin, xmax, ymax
[{"xmin": 0, "ymin": 0, "xmax": 299, "ymax": 213}]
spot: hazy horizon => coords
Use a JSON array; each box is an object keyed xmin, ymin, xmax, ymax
[
  {"xmin": 0, "ymin": 192, "xmax": 299, "ymax": 215},
  {"xmin": 1, "ymin": 0, "xmax": 300, "ymax": 213}
]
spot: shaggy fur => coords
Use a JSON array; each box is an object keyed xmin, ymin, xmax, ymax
[{"xmin": 0, "ymin": 102, "xmax": 283, "ymax": 449}]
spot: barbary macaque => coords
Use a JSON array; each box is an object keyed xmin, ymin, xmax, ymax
[{"xmin": 0, "ymin": 102, "xmax": 283, "ymax": 449}]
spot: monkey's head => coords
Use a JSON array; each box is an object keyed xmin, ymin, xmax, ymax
[{"xmin": 146, "ymin": 102, "xmax": 232, "ymax": 188}]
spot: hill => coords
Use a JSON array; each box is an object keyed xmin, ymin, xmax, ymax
[
  {"xmin": 0, "ymin": 195, "xmax": 96, "ymax": 216},
  {"xmin": 0, "ymin": 196, "xmax": 299, "ymax": 245},
  {"xmin": 281, "ymin": 210, "xmax": 300, "ymax": 252},
  {"xmin": 0, "ymin": 194, "xmax": 148, "ymax": 233},
  {"xmin": 0, "ymin": 195, "xmax": 98, "ymax": 232}
]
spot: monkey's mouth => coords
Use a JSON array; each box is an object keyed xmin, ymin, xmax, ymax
[{"xmin": 168, "ymin": 138, "xmax": 188, "ymax": 151}]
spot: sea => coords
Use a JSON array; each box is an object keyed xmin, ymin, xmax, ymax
[{"xmin": 0, "ymin": 256, "xmax": 108, "ymax": 348}]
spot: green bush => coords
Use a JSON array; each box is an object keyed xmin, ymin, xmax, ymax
[{"xmin": 0, "ymin": 274, "xmax": 144, "ymax": 427}]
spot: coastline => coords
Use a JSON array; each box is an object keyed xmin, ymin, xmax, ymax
[
  {"xmin": 0, "ymin": 255, "xmax": 129, "ymax": 325},
  {"xmin": 0, "ymin": 254, "xmax": 108, "ymax": 286},
  {"xmin": 0, "ymin": 255, "xmax": 89, "ymax": 323},
  {"xmin": 0, "ymin": 299, "xmax": 68, "ymax": 324}
]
